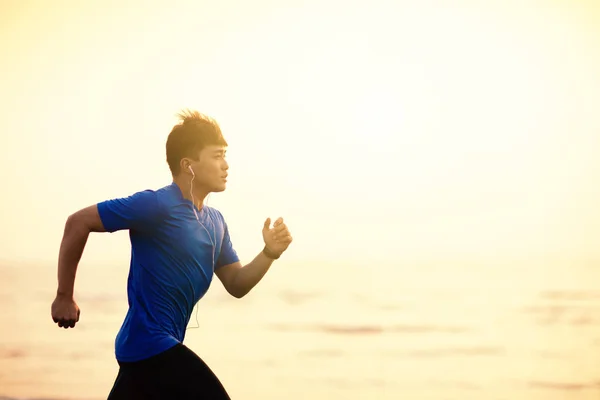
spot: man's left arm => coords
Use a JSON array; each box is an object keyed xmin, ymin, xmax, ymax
[{"xmin": 215, "ymin": 217, "xmax": 292, "ymax": 298}]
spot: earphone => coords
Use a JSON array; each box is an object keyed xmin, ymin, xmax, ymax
[{"xmin": 186, "ymin": 163, "xmax": 217, "ymax": 330}]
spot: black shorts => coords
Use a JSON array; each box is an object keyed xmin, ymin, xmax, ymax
[{"xmin": 107, "ymin": 343, "xmax": 231, "ymax": 400}]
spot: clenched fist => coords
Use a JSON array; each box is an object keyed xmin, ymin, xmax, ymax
[{"xmin": 51, "ymin": 294, "xmax": 81, "ymax": 329}]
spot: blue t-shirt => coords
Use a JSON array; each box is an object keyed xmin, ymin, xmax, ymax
[{"xmin": 96, "ymin": 182, "xmax": 239, "ymax": 362}]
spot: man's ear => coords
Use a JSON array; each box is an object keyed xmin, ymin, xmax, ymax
[{"xmin": 180, "ymin": 158, "xmax": 192, "ymax": 174}]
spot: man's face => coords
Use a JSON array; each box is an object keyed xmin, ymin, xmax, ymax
[{"xmin": 191, "ymin": 145, "xmax": 229, "ymax": 192}]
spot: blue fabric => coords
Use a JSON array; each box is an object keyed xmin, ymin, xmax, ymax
[{"xmin": 96, "ymin": 182, "xmax": 239, "ymax": 362}]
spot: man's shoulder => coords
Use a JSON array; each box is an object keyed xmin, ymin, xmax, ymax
[
  {"xmin": 150, "ymin": 182, "xmax": 181, "ymax": 203},
  {"xmin": 118, "ymin": 183, "xmax": 177, "ymax": 215},
  {"xmin": 205, "ymin": 205, "xmax": 225, "ymax": 220}
]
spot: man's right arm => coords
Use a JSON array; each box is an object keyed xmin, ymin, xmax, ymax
[
  {"xmin": 52, "ymin": 189, "xmax": 162, "ymax": 328},
  {"xmin": 56, "ymin": 205, "xmax": 106, "ymax": 298}
]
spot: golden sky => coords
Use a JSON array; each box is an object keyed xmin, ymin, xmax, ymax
[{"xmin": 1, "ymin": 0, "xmax": 599, "ymax": 268}]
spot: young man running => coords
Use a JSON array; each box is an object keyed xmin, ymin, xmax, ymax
[{"xmin": 50, "ymin": 110, "xmax": 293, "ymax": 399}]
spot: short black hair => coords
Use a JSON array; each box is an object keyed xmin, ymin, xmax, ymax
[{"xmin": 166, "ymin": 109, "xmax": 228, "ymax": 175}]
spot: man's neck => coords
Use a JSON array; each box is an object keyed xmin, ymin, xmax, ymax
[{"xmin": 173, "ymin": 177, "xmax": 209, "ymax": 209}]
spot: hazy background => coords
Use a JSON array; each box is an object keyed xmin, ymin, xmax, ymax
[{"xmin": 1, "ymin": 0, "xmax": 599, "ymax": 399}]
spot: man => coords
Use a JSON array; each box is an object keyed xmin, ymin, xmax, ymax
[{"xmin": 50, "ymin": 110, "xmax": 293, "ymax": 399}]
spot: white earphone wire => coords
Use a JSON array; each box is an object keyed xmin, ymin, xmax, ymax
[{"xmin": 187, "ymin": 171, "xmax": 217, "ymax": 330}]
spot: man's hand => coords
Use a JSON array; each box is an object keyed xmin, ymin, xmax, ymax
[
  {"xmin": 51, "ymin": 294, "xmax": 81, "ymax": 329},
  {"xmin": 262, "ymin": 217, "xmax": 293, "ymax": 257}
]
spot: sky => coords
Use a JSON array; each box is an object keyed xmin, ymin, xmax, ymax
[{"xmin": 1, "ymin": 0, "xmax": 599, "ymax": 270}]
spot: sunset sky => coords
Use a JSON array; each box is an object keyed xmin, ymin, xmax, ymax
[{"xmin": 1, "ymin": 0, "xmax": 599, "ymax": 271}]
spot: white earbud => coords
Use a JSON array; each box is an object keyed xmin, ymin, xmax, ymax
[{"xmin": 188, "ymin": 165, "xmax": 195, "ymax": 176}]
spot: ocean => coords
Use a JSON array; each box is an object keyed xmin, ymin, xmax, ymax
[{"xmin": 1, "ymin": 258, "xmax": 599, "ymax": 399}]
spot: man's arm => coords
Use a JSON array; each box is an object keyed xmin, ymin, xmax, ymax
[
  {"xmin": 56, "ymin": 205, "xmax": 106, "ymax": 298},
  {"xmin": 51, "ymin": 205, "xmax": 106, "ymax": 329},
  {"xmin": 215, "ymin": 252, "xmax": 275, "ymax": 298},
  {"xmin": 52, "ymin": 189, "xmax": 162, "ymax": 328},
  {"xmin": 215, "ymin": 217, "xmax": 293, "ymax": 298}
]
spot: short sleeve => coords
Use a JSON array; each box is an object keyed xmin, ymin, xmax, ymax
[
  {"xmin": 97, "ymin": 190, "xmax": 164, "ymax": 233},
  {"xmin": 216, "ymin": 220, "xmax": 240, "ymax": 269}
]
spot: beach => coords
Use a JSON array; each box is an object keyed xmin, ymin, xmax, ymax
[{"xmin": 1, "ymin": 258, "xmax": 599, "ymax": 400}]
